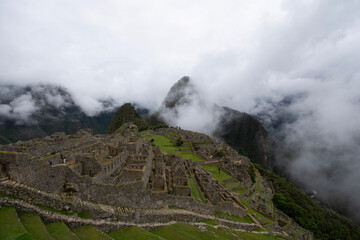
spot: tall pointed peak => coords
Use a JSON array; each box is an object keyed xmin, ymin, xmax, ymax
[{"xmin": 162, "ymin": 76, "xmax": 197, "ymax": 109}]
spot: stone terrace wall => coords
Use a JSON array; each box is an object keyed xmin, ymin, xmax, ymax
[{"xmin": 94, "ymin": 151, "xmax": 128, "ymax": 182}]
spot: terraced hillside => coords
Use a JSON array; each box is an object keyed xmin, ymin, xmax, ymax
[
  {"xmin": 0, "ymin": 206, "xmax": 293, "ymax": 240},
  {"xmin": 0, "ymin": 123, "xmax": 312, "ymax": 239}
]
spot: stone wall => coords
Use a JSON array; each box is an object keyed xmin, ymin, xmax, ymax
[{"xmin": 94, "ymin": 151, "xmax": 127, "ymax": 182}]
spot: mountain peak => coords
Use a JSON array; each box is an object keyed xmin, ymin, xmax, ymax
[
  {"xmin": 162, "ymin": 76, "xmax": 196, "ymax": 109},
  {"xmin": 106, "ymin": 103, "xmax": 143, "ymax": 134}
]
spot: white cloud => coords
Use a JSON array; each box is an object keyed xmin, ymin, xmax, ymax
[
  {"xmin": 0, "ymin": 0, "xmax": 284, "ymax": 113},
  {"xmin": 0, "ymin": 93, "xmax": 38, "ymax": 124},
  {"xmin": 1, "ymin": 0, "xmax": 360, "ymax": 220}
]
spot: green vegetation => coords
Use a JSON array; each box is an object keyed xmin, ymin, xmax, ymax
[
  {"xmin": 255, "ymin": 164, "xmax": 360, "ymax": 240},
  {"xmin": 189, "ymin": 177, "xmax": 204, "ymax": 202},
  {"xmin": 204, "ymin": 226, "xmax": 238, "ymax": 240},
  {"xmin": 71, "ymin": 225, "xmax": 110, "ymax": 240},
  {"xmin": 0, "ymin": 150, "xmax": 21, "ymax": 154},
  {"xmin": 45, "ymin": 222, "xmax": 78, "ymax": 240},
  {"xmin": 223, "ymin": 180, "xmax": 240, "ymax": 189},
  {"xmin": 237, "ymin": 199, "xmax": 274, "ymax": 226},
  {"xmin": 246, "ymin": 164, "xmax": 256, "ymax": 183},
  {"xmin": 215, "ymin": 212, "xmax": 254, "ymax": 223},
  {"xmin": 199, "ymin": 219, "xmax": 218, "ymax": 226},
  {"xmin": 151, "ymin": 223, "xmax": 284, "ymax": 240},
  {"xmin": 254, "ymin": 227, "xmax": 267, "ymax": 232},
  {"xmin": 108, "ymin": 226, "xmax": 161, "ymax": 240},
  {"xmin": 151, "ymin": 222, "xmax": 223, "ymax": 240},
  {"xmin": 181, "ymin": 153, "xmax": 203, "ymax": 162},
  {"xmin": 230, "ymin": 230, "xmax": 287, "ymax": 240},
  {"xmin": 78, "ymin": 210, "xmax": 92, "ymax": 219},
  {"xmin": 232, "ymin": 188, "xmax": 247, "ymax": 195},
  {"xmin": 107, "ymin": 103, "xmax": 148, "ymax": 134},
  {"xmin": 213, "ymin": 150, "xmax": 225, "ymax": 158},
  {"xmin": 0, "ymin": 207, "xmax": 33, "ymax": 240},
  {"xmin": 143, "ymin": 113, "xmax": 168, "ymax": 130},
  {"xmin": 175, "ymin": 137, "xmax": 183, "ymax": 146},
  {"xmin": 200, "ymin": 165, "xmax": 232, "ymax": 183},
  {"xmin": 0, "ymin": 192, "xmax": 17, "ymax": 199},
  {"xmin": 145, "ymin": 133, "xmax": 204, "ymax": 162},
  {"xmin": 19, "ymin": 213, "xmax": 53, "ymax": 240},
  {"xmin": 107, "ymin": 103, "xmax": 169, "ymax": 134}
]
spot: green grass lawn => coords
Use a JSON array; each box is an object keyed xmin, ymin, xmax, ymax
[
  {"xmin": 71, "ymin": 225, "xmax": 111, "ymax": 240},
  {"xmin": 200, "ymin": 165, "xmax": 232, "ymax": 183},
  {"xmin": 199, "ymin": 219, "xmax": 218, "ymax": 226},
  {"xmin": 145, "ymin": 134, "xmax": 204, "ymax": 162},
  {"xmin": 189, "ymin": 177, "xmax": 203, "ymax": 202},
  {"xmin": 46, "ymin": 222, "xmax": 79, "ymax": 240},
  {"xmin": 237, "ymin": 198, "xmax": 274, "ymax": 225},
  {"xmin": 204, "ymin": 226, "xmax": 238, "ymax": 240},
  {"xmin": 146, "ymin": 135, "xmax": 178, "ymax": 154},
  {"xmin": 78, "ymin": 210, "xmax": 92, "ymax": 219},
  {"xmin": 19, "ymin": 213, "xmax": 53, "ymax": 240},
  {"xmin": 215, "ymin": 212, "xmax": 254, "ymax": 224},
  {"xmin": 0, "ymin": 207, "xmax": 33, "ymax": 240},
  {"xmin": 180, "ymin": 153, "xmax": 203, "ymax": 162},
  {"xmin": 108, "ymin": 226, "xmax": 161, "ymax": 240},
  {"xmin": 151, "ymin": 222, "xmax": 225, "ymax": 240},
  {"xmin": 230, "ymin": 230, "xmax": 287, "ymax": 240},
  {"xmin": 232, "ymin": 188, "xmax": 247, "ymax": 195},
  {"xmin": 224, "ymin": 181, "xmax": 240, "ymax": 189}
]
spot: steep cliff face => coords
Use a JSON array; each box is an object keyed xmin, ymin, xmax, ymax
[{"xmin": 214, "ymin": 107, "xmax": 273, "ymax": 166}]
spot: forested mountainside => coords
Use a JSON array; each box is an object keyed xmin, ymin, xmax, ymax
[{"xmin": 0, "ymin": 84, "xmax": 115, "ymax": 144}]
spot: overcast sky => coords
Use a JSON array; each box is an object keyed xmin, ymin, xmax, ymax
[
  {"xmin": 1, "ymin": 0, "xmax": 360, "ymax": 219},
  {"xmin": 0, "ymin": 0, "xmax": 288, "ymax": 114}
]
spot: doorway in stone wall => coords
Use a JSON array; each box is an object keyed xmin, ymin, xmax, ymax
[{"xmin": 0, "ymin": 163, "xmax": 9, "ymax": 179}]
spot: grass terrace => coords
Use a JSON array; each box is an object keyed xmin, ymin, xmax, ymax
[
  {"xmin": 71, "ymin": 225, "xmax": 111, "ymax": 240},
  {"xmin": 0, "ymin": 207, "xmax": 33, "ymax": 240},
  {"xmin": 200, "ymin": 165, "xmax": 232, "ymax": 183},
  {"xmin": 151, "ymin": 223, "xmax": 223, "ymax": 240},
  {"xmin": 204, "ymin": 226, "xmax": 238, "ymax": 240},
  {"xmin": 189, "ymin": 177, "xmax": 207, "ymax": 203},
  {"xmin": 108, "ymin": 226, "xmax": 161, "ymax": 240},
  {"xmin": 229, "ymin": 230, "xmax": 293, "ymax": 240},
  {"xmin": 199, "ymin": 219, "xmax": 219, "ymax": 226},
  {"xmin": 45, "ymin": 222, "xmax": 79, "ymax": 240},
  {"xmin": 19, "ymin": 212, "xmax": 53, "ymax": 240},
  {"xmin": 215, "ymin": 212, "xmax": 254, "ymax": 224},
  {"xmin": 143, "ymin": 133, "xmax": 204, "ymax": 162}
]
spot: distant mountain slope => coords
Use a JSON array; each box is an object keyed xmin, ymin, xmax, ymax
[
  {"xmin": 0, "ymin": 84, "xmax": 115, "ymax": 144},
  {"xmin": 214, "ymin": 106, "xmax": 274, "ymax": 166},
  {"xmin": 103, "ymin": 95, "xmax": 360, "ymax": 240},
  {"xmin": 158, "ymin": 76, "xmax": 273, "ymax": 166},
  {"xmin": 107, "ymin": 103, "xmax": 145, "ymax": 134}
]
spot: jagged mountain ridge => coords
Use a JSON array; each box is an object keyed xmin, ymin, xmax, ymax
[{"xmin": 0, "ymin": 84, "xmax": 116, "ymax": 144}]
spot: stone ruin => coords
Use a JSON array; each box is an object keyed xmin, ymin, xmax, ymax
[
  {"xmin": 0, "ymin": 123, "xmax": 250, "ymax": 220},
  {"xmin": 0, "ymin": 123, "xmax": 314, "ymax": 240}
]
